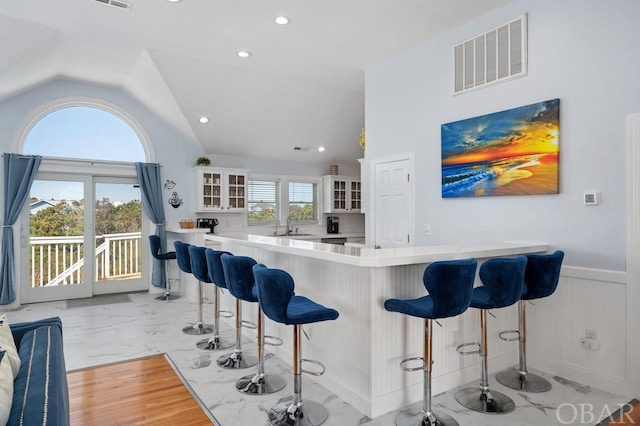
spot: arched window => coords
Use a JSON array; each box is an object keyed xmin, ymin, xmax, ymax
[
  {"xmin": 22, "ymin": 105, "xmax": 146, "ymax": 162},
  {"xmin": 20, "ymin": 104, "xmax": 149, "ymax": 303}
]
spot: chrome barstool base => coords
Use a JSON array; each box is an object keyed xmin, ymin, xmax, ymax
[
  {"xmin": 182, "ymin": 322, "xmax": 214, "ymax": 335},
  {"xmin": 396, "ymin": 408, "xmax": 459, "ymax": 426},
  {"xmin": 155, "ymin": 293, "xmax": 181, "ymax": 301},
  {"xmin": 495, "ymin": 367, "xmax": 552, "ymax": 392},
  {"xmin": 196, "ymin": 334, "xmax": 234, "ymax": 350},
  {"xmin": 216, "ymin": 351, "xmax": 258, "ymax": 369},
  {"xmin": 454, "ymin": 387, "xmax": 515, "ymax": 414},
  {"xmin": 236, "ymin": 372, "xmax": 286, "ymax": 395},
  {"xmin": 267, "ymin": 398, "xmax": 328, "ymax": 426}
]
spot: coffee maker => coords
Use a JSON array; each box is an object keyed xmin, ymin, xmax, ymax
[
  {"xmin": 196, "ymin": 218, "xmax": 218, "ymax": 233},
  {"xmin": 327, "ymin": 216, "xmax": 339, "ymax": 234}
]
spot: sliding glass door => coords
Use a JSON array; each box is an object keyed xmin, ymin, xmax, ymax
[
  {"xmin": 23, "ymin": 174, "xmax": 146, "ymax": 303},
  {"xmin": 93, "ymin": 179, "xmax": 144, "ymax": 294}
]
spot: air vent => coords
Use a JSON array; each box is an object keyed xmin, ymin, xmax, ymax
[
  {"xmin": 453, "ymin": 14, "xmax": 527, "ymax": 94},
  {"xmin": 92, "ymin": 0, "xmax": 132, "ymax": 10}
]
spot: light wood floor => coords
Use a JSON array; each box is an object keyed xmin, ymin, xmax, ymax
[
  {"xmin": 612, "ymin": 400, "xmax": 640, "ymax": 425},
  {"xmin": 67, "ymin": 354, "xmax": 215, "ymax": 425}
]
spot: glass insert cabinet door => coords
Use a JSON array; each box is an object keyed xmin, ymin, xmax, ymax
[
  {"xmin": 350, "ymin": 180, "xmax": 362, "ymax": 211},
  {"xmin": 202, "ymin": 171, "xmax": 222, "ymax": 209},
  {"xmin": 333, "ymin": 179, "xmax": 347, "ymax": 210},
  {"xmin": 227, "ymin": 173, "xmax": 245, "ymax": 209}
]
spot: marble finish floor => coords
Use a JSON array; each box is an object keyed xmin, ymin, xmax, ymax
[{"xmin": 3, "ymin": 292, "xmax": 629, "ymax": 426}]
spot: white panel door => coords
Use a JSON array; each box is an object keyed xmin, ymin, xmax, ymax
[{"xmin": 374, "ymin": 159, "xmax": 411, "ymax": 248}]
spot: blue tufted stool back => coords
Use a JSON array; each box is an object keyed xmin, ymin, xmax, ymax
[
  {"xmin": 522, "ymin": 250, "xmax": 564, "ymax": 300},
  {"xmin": 204, "ymin": 248, "xmax": 233, "ymax": 289},
  {"xmin": 188, "ymin": 246, "xmax": 213, "ymax": 284},
  {"xmin": 173, "ymin": 241, "xmax": 192, "ymax": 274},
  {"xmin": 221, "ymin": 254, "xmax": 258, "ymax": 302},
  {"xmin": 472, "ymin": 256, "xmax": 527, "ymax": 309}
]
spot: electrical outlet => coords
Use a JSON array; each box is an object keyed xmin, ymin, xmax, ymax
[
  {"xmin": 580, "ymin": 337, "xmax": 600, "ymax": 351},
  {"xmin": 424, "ymin": 224, "xmax": 431, "ymax": 235}
]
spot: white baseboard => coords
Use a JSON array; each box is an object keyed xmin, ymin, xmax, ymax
[{"xmin": 528, "ymin": 354, "xmax": 629, "ymax": 397}]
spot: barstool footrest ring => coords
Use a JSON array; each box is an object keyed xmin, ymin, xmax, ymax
[
  {"xmin": 399, "ymin": 356, "xmax": 425, "ymax": 372},
  {"xmin": 264, "ymin": 335, "xmax": 283, "ymax": 347},
  {"xmin": 498, "ymin": 330, "xmax": 520, "ymax": 341},
  {"xmin": 301, "ymin": 358, "xmax": 325, "ymax": 376},
  {"xmin": 456, "ymin": 342, "xmax": 481, "ymax": 355},
  {"xmin": 241, "ymin": 320, "xmax": 257, "ymax": 330}
]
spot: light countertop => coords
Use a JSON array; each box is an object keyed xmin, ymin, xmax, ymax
[
  {"xmin": 166, "ymin": 227, "xmax": 210, "ymax": 234},
  {"xmin": 204, "ymin": 233, "xmax": 547, "ymax": 267}
]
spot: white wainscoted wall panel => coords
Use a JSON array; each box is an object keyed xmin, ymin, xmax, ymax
[{"xmin": 527, "ymin": 266, "xmax": 627, "ymax": 394}]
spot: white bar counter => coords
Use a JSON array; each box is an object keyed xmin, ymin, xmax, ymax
[{"xmin": 203, "ymin": 233, "xmax": 547, "ymax": 418}]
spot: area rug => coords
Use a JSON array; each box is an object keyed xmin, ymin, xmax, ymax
[
  {"xmin": 596, "ymin": 399, "xmax": 640, "ymax": 426},
  {"xmin": 66, "ymin": 293, "xmax": 132, "ymax": 309},
  {"xmin": 67, "ymin": 353, "xmax": 218, "ymax": 425}
]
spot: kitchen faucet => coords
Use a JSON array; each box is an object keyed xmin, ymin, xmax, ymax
[{"xmin": 286, "ymin": 216, "xmax": 293, "ymax": 236}]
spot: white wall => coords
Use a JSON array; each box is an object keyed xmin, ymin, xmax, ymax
[{"xmin": 365, "ymin": 0, "xmax": 640, "ymax": 271}]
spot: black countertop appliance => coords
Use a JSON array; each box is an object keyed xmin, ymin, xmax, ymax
[
  {"xmin": 197, "ymin": 218, "xmax": 218, "ymax": 233},
  {"xmin": 327, "ymin": 216, "xmax": 339, "ymax": 234}
]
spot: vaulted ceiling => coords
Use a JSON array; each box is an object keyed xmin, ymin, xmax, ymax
[{"xmin": 0, "ymin": 0, "xmax": 511, "ymax": 164}]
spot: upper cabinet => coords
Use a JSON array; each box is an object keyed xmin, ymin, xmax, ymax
[
  {"xmin": 195, "ymin": 166, "xmax": 248, "ymax": 213},
  {"xmin": 322, "ymin": 175, "xmax": 361, "ymax": 213}
]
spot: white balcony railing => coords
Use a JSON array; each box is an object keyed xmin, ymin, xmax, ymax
[{"xmin": 29, "ymin": 232, "xmax": 142, "ymax": 288}]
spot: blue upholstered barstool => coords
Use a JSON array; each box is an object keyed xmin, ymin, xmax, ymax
[
  {"xmin": 221, "ymin": 254, "xmax": 285, "ymax": 393},
  {"xmin": 384, "ymin": 258, "xmax": 477, "ymax": 426},
  {"xmin": 188, "ymin": 247, "xmax": 234, "ymax": 351},
  {"xmin": 495, "ymin": 250, "xmax": 564, "ymax": 392},
  {"xmin": 175, "ymin": 241, "xmax": 213, "ymax": 335},
  {"xmin": 213, "ymin": 253, "xmax": 259, "ymax": 370},
  {"xmin": 253, "ymin": 264, "xmax": 339, "ymax": 426},
  {"xmin": 455, "ymin": 256, "xmax": 527, "ymax": 414},
  {"xmin": 149, "ymin": 235, "xmax": 180, "ymax": 301}
]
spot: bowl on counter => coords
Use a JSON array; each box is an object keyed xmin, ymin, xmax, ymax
[{"xmin": 179, "ymin": 219, "xmax": 196, "ymax": 229}]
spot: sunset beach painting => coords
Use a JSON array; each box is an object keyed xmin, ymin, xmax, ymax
[{"xmin": 441, "ymin": 98, "xmax": 559, "ymax": 198}]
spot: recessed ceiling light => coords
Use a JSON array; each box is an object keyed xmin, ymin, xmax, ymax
[
  {"xmin": 198, "ymin": 116, "xmax": 209, "ymax": 124},
  {"xmin": 167, "ymin": 0, "xmax": 181, "ymax": 3},
  {"xmin": 237, "ymin": 51, "xmax": 251, "ymax": 58},
  {"xmin": 274, "ymin": 16, "xmax": 290, "ymax": 25},
  {"xmin": 318, "ymin": 146, "xmax": 326, "ymax": 152}
]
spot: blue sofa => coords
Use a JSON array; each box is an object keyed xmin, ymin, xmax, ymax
[{"xmin": 8, "ymin": 317, "xmax": 69, "ymax": 426}]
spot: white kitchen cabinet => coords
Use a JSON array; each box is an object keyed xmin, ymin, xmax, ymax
[
  {"xmin": 195, "ymin": 166, "xmax": 248, "ymax": 213},
  {"xmin": 322, "ymin": 175, "xmax": 361, "ymax": 213}
]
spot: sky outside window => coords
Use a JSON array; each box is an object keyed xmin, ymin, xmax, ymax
[
  {"xmin": 23, "ymin": 106, "xmax": 145, "ymax": 162},
  {"xmin": 23, "ymin": 106, "xmax": 146, "ymax": 202}
]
